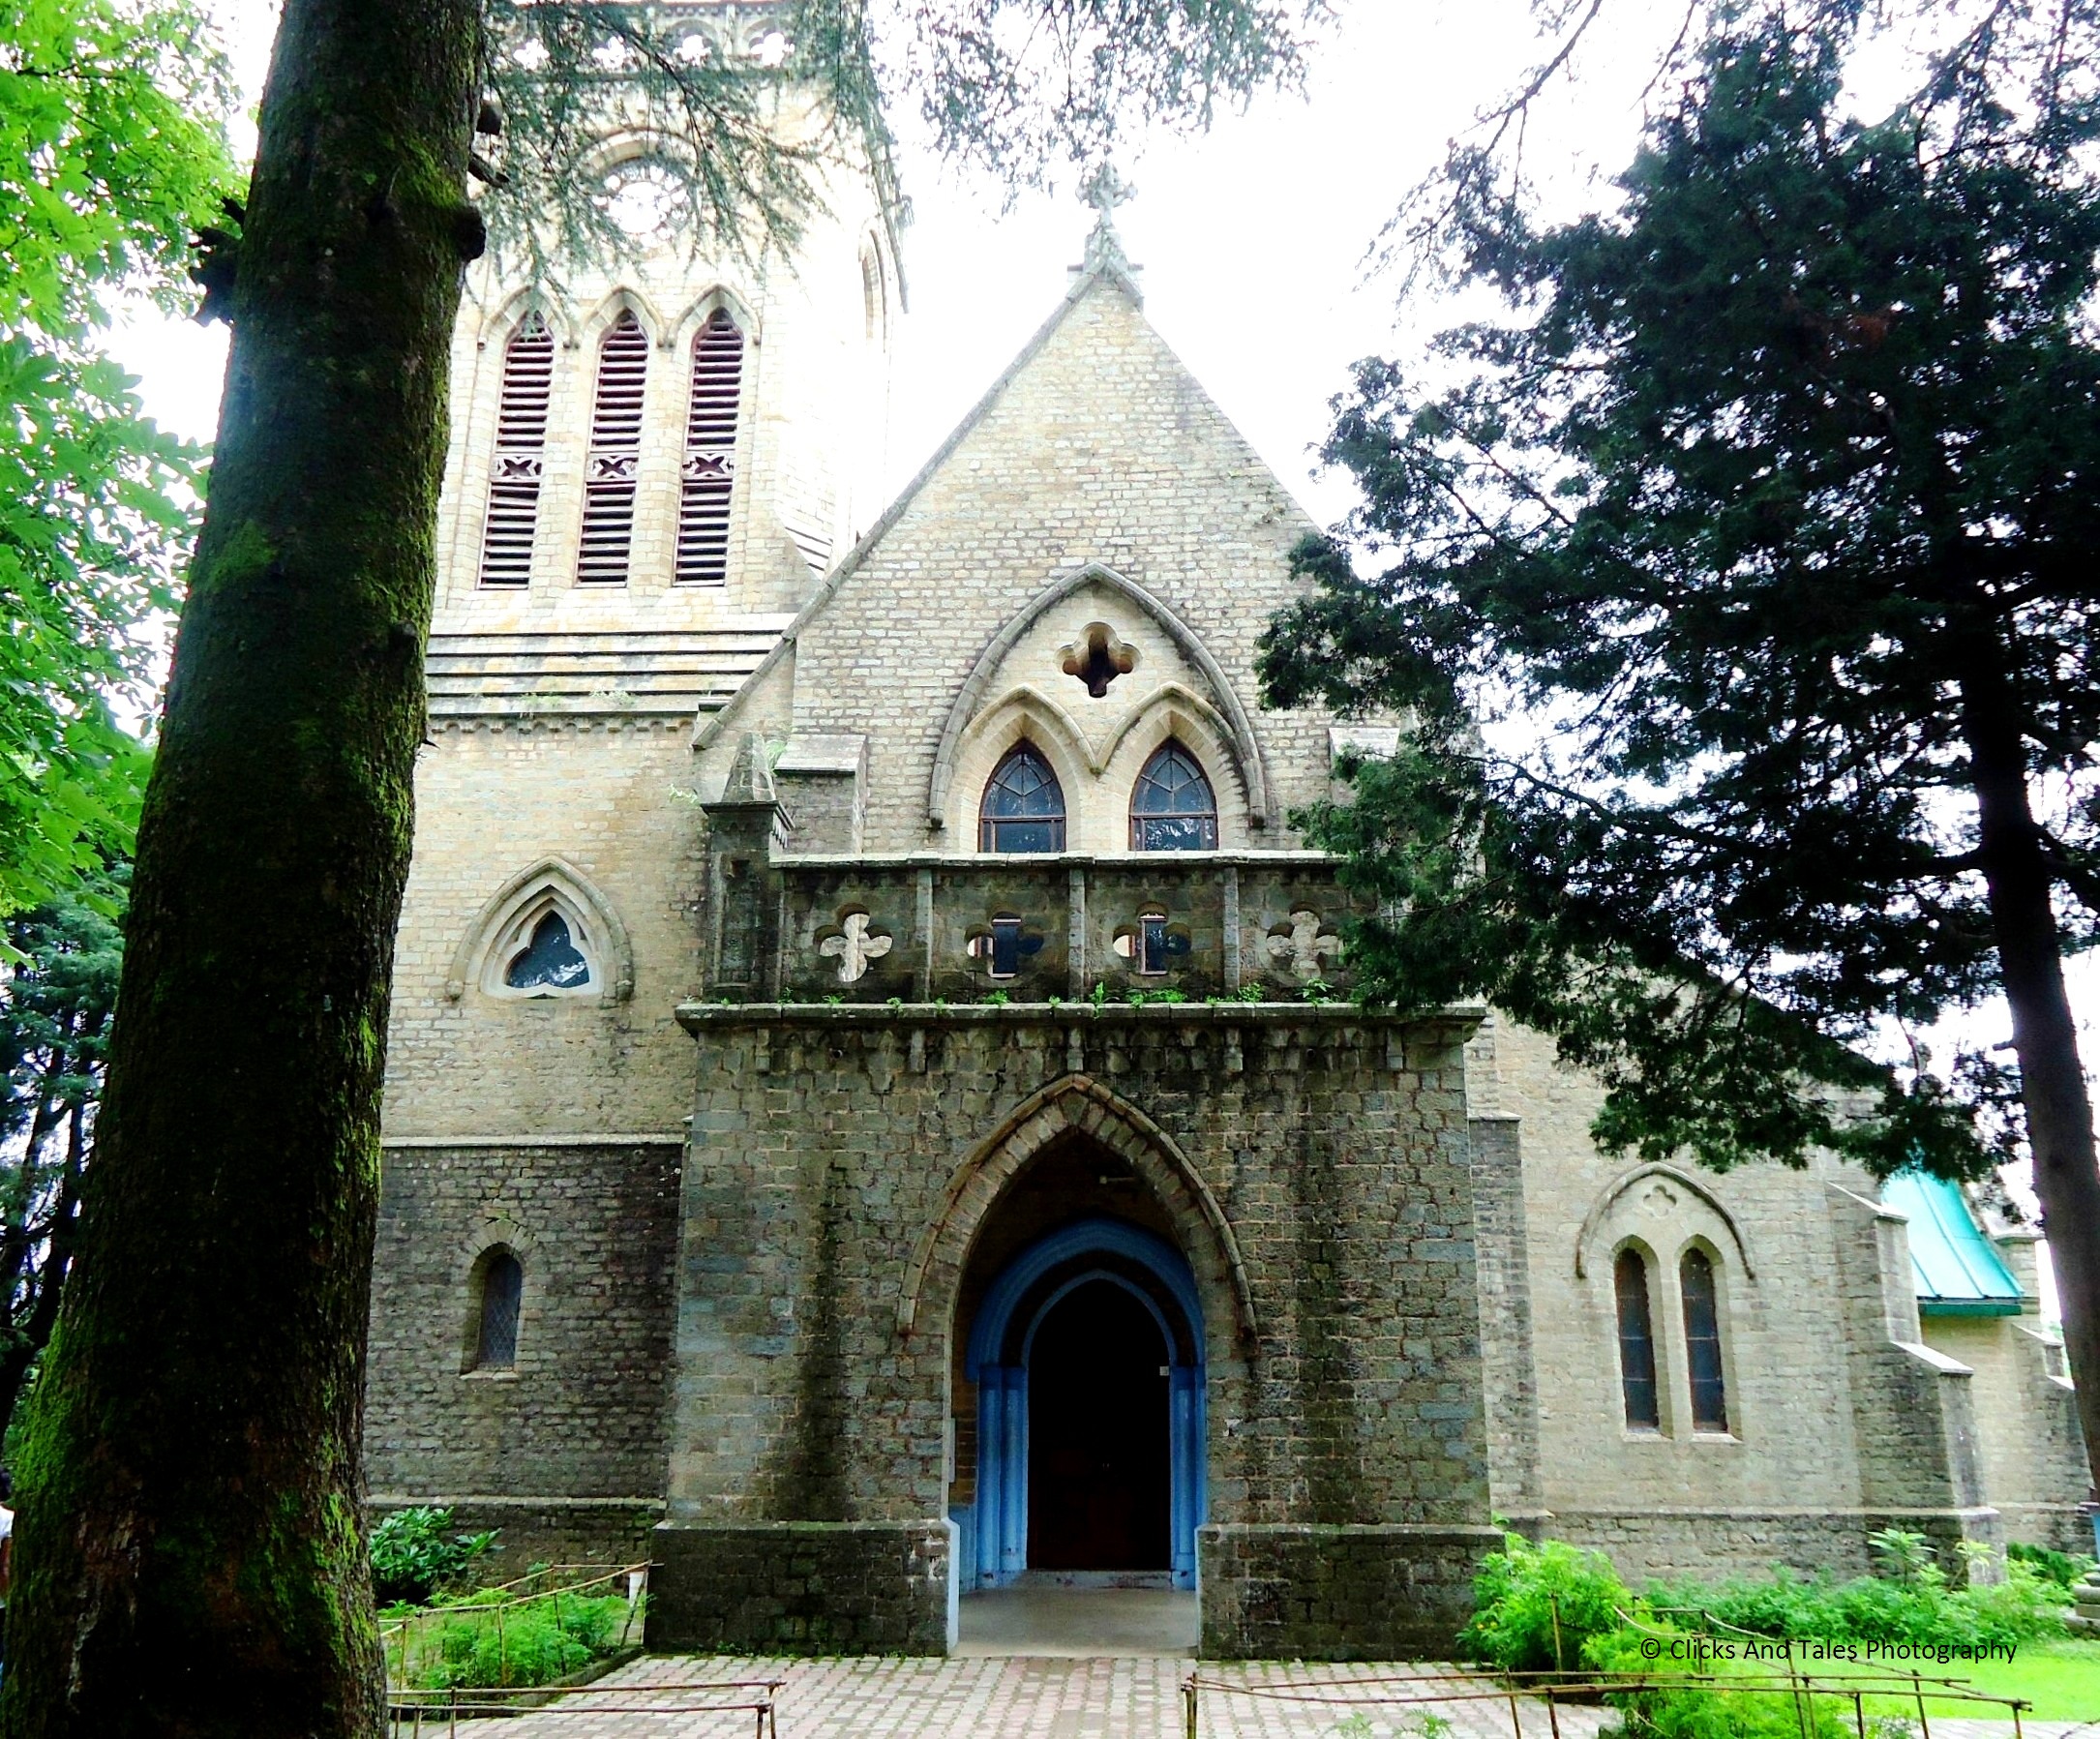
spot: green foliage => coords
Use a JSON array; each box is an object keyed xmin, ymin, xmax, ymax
[
  {"xmin": 406, "ymin": 1590, "xmax": 633, "ymax": 1691},
  {"xmin": 1257, "ymin": 0, "xmax": 2100, "ymax": 1184},
  {"xmin": 0, "ymin": 866, "xmax": 124, "ymax": 1445},
  {"xmin": 1457, "ymin": 1532, "xmax": 1635, "ymax": 1674},
  {"xmin": 1125, "ymin": 987, "xmax": 1187, "ymax": 1005},
  {"xmin": 1584, "ymin": 1627, "xmax": 1852, "ymax": 1739},
  {"xmin": 1648, "ymin": 1555, "xmax": 2069, "ymax": 1652},
  {"xmin": 474, "ymin": 0, "xmax": 1332, "ymax": 280},
  {"xmin": 0, "ymin": 0, "xmax": 237, "ymax": 919},
  {"xmin": 368, "ymin": 1507, "xmax": 499, "ymax": 1607},
  {"xmin": 2006, "ymin": 1543, "xmax": 2097, "ymax": 1589},
  {"xmin": 983, "ymin": 989, "xmax": 1010, "ymax": 1005}
]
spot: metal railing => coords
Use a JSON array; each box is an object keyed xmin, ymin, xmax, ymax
[
  {"xmin": 379, "ymin": 1560, "xmax": 650, "ymax": 1709},
  {"xmin": 384, "ymin": 1677, "xmax": 783, "ymax": 1738},
  {"xmin": 1179, "ymin": 1664, "xmax": 2037, "ymax": 1739}
]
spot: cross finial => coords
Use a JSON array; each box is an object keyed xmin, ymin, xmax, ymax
[
  {"xmin": 1077, "ymin": 162, "xmax": 1138, "ymax": 281},
  {"xmin": 1080, "ymin": 161, "xmax": 1134, "ymax": 224}
]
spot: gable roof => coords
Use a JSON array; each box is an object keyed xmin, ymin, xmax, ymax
[
  {"xmin": 694, "ymin": 246, "xmax": 1306, "ymax": 750},
  {"xmin": 1882, "ymin": 1170, "xmax": 2025, "ymax": 1315}
]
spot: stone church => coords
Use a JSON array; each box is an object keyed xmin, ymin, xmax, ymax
[{"xmin": 362, "ymin": 1, "xmax": 2089, "ymax": 1659}]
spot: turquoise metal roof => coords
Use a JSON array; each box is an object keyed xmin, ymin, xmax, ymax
[{"xmin": 1883, "ymin": 1171, "xmax": 2025, "ymax": 1316}]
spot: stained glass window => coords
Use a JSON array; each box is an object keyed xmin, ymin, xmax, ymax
[
  {"xmin": 979, "ymin": 745, "xmax": 1066, "ymax": 853},
  {"xmin": 1614, "ymin": 1249, "xmax": 1661, "ymax": 1430},
  {"xmin": 1130, "ymin": 743, "xmax": 1217, "ymax": 851},
  {"xmin": 1681, "ymin": 1248, "xmax": 1729, "ymax": 1432},
  {"xmin": 476, "ymin": 1249, "xmax": 524, "ymax": 1369},
  {"xmin": 505, "ymin": 911, "xmax": 591, "ymax": 992}
]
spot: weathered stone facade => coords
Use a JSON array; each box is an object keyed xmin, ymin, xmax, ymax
[{"xmin": 363, "ymin": 43, "xmax": 2088, "ymax": 1654}]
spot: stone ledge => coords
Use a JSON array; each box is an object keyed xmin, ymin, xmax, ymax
[
  {"xmin": 676, "ymin": 1000, "xmax": 1486, "ymax": 1034},
  {"xmin": 647, "ymin": 1520, "xmax": 957, "ymax": 1657},
  {"xmin": 1197, "ymin": 1522, "xmax": 1501, "ymax": 1661}
]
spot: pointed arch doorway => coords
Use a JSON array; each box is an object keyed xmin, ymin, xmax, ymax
[{"xmin": 965, "ymin": 1217, "xmax": 1206, "ymax": 1590}]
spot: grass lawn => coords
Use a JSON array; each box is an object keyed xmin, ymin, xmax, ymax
[{"xmin": 1801, "ymin": 1638, "xmax": 2100, "ymax": 1722}]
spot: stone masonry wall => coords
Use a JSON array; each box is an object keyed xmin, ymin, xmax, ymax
[
  {"xmin": 654, "ymin": 1002, "xmax": 1494, "ymax": 1655},
  {"xmin": 363, "ymin": 1137, "xmax": 681, "ymax": 1525}
]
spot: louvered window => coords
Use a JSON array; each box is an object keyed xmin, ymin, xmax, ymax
[
  {"xmin": 577, "ymin": 311, "xmax": 648, "ymax": 585},
  {"xmin": 478, "ymin": 314, "xmax": 554, "ymax": 586},
  {"xmin": 676, "ymin": 309, "xmax": 745, "ymax": 585}
]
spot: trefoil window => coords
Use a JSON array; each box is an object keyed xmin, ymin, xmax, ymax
[
  {"xmin": 1130, "ymin": 742, "xmax": 1218, "ymax": 851},
  {"xmin": 1613, "ymin": 1248, "xmax": 1661, "ymax": 1431},
  {"xmin": 979, "ymin": 745, "xmax": 1066, "ymax": 853},
  {"xmin": 504, "ymin": 911, "xmax": 590, "ymax": 992},
  {"xmin": 1680, "ymin": 1247, "xmax": 1729, "ymax": 1432}
]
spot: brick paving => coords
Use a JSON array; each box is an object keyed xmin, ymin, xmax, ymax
[{"xmin": 395, "ymin": 1655, "xmax": 2100, "ymax": 1739}]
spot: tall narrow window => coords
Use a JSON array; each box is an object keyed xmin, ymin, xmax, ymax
[
  {"xmin": 979, "ymin": 745, "xmax": 1066, "ymax": 853},
  {"xmin": 479, "ymin": 314, "xmax": 554, "ymax": 586},
  {"xmin": 1130, "ymin": 742, "xmax": 1218, "ymax": 851},
  {"xmin": 1680, "ymin": 1248, "xmax": 1729, "ymax": 1432},
  {"xmin": 577, "ymin": 310, "xmax": 648, "ymax": 584},
  {"xmin": 676, "ymin": 309, "xmax": 744, "ymax": 585},
  {"xmin": 1614, "ymin": 1249, "xmax": 1661, "ymax": 1430},
  {"xmin": 475, "ymin": 1249, "xmax": 524, "ymax": 1370}
]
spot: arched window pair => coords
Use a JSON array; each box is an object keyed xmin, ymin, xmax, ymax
[
  {"xmin": 469, "ymin": 1248, "xmax": 524, "ymax": 1372},
  {"xmin": 1613, "ymin": 1246, "xmax": 1728, "ymax": 1434},
  {"xmin": 478, "ymin": 307, "xmax": 745, "ymax": 589},
  {"xmin": 978, "ymin": 741, "xmax": 1219, "ymax": 854}
]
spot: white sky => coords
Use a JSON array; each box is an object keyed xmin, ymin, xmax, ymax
[{"xmin": 108, "ymin": 0, "xmax": 2094, "ymax": 1300}]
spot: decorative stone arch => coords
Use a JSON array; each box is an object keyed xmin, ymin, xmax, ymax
[
  {"xmin": 474, "ymin": 286, "xmax": 576, "ymax": 355},
  {"xmin": 445, "ymin": 856, "xmax": 634, "ymax": 1004},
  {"xmin": 669, "ymin": 284, "xmax": 762, "ymax": 353},
  {"xmin": 927, "ymin": 562, "xmax": 1277, "ymax": 834},
  {"xmin": 945, "ymin": 686, "xmax": 1094, "ymax": 844},
  {"xmin": 579, "ymin": 286, "xmax": 665, "ymax": 351},
  {"xmin": 1575, "ymin": 1161, "xmax": 1757, "ymax": 1281},
  {"xmin": 896, "ymin": 1073, "xmax": 1258, "ymax": 1348},
  {"xmin": 1097, "ymin": 684, "xmax": 1251, "ymax": 849}
]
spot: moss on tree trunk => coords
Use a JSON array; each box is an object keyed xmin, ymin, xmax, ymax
[{"xmin": 0, "ymin": 1, "xmax": 480, "ymax": 1732}]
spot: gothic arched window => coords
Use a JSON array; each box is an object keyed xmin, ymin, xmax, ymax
[
  {"xmin": 479, "ymin": 313, "xmax": 554, "ymax": 587},
  {"xmin": 577, "ymin": 310, "xmax": 648, "ymax": 584},
  {"xmin": 676, "ymin": 309, "xmax": 745, "ymax": 585},
  {"xmin": 979, "ymin": 745, "xmax": 1066, "ymax": 853},
  {"xmin": 1680, "ymin": 1247, "xmax": 1729, "ymax": 1432},
  {"xmin": 1613, "ymin": 1248, "xmax": 1661, "ymax": 1431},
  {"xmin": 1130, "ymin": 742, "xmax": 1218, "ymax": 851},
  {"xmin": 474, "ymin": 1249, "xmax": 524, "ymax": 1370}
]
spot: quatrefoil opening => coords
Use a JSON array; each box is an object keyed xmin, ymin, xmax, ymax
[
  {"xmin": 817, "ymin": 908, "xmax": 894, "ymax": 984},
  {"xmin": 1059, "ymin": 621, "xmax": 1138, "ymax": 699}
]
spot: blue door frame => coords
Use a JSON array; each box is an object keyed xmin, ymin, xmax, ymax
[{"xmin": 962, "ymin": 1217, "xmax": 1206, "ymax": 1590}]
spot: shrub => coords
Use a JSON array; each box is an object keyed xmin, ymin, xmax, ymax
[
  {"xmin": 413, "ymin": 1591, "xmax": 634, "ymax": 1691},
  {"xmin": 370, "ymin": 1506, "xmax": 499, "ymax": 1607},
  {"xmin": 2006, "ymin": 1543, "xmax": 2097, "ymax": 1589},
  {"xmin": 1584, "ymin": 1628, "xmax": 1852, "ymax": 1739},
  {"xmin": 1458, "ymin": 1533, "xmax": 1635, "ymax": 1674}
]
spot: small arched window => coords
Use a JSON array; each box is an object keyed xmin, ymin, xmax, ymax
[
  {"xmin": 474, "ymin": 1249, "xmax": 524, "ymax": 1370},
  {"xmin": 1130, "ymin": 742, "xmax": 1218, "ymax": 851},
  {"xmin": 1613, "ymin": 1248, "xmax": 1661, "ymax": 1431},
  {"xmin": 1680, "ymin": 1247, "xmax": 1728, "ymax": 1432},
  {"xmin": 578, "ymin": 310, "xmax": 649, "ymax": 584},
  {"xmin": 979, "ymin": 745, "xmax": 1066, "ymax": 853},
  {"xmin": 676, "ymin": 309, "xmax": 745, "ymax": 585},
  {"xmin": 479, "ymin": 314, "xmax": 555, "ymax": 587}
]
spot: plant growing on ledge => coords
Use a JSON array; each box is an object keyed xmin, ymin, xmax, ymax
[
  {"xmin": 1300, "ymin": 977, "xmax": 1335, "ymax": 1005},
  {"xmin": 983, "ymin": 990, "xmax": 1010, "ymax": 1006}
]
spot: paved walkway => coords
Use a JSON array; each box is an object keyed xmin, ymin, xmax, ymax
[{"xmin": 393, "ymin": 1654, "xmax": 2100, "ymax": 1739}]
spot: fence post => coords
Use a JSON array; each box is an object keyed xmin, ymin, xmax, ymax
[
  {"xmin": 1911, "ymin": 1671, "xmax": 1931, "ymax": 1739},
  {"xmin": 1852, "ymin": 1690, "xmax": 1866, "ymax": 1739},
  {"xmin": 1183, "ymin": 1674, "xmax": 1199, "ymax": 1739},
  {"xmin": 1549, "ymin": 1595, "xmax": 1564, "ymax": 1674}
]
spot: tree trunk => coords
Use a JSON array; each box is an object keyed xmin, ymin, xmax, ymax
[
  {"xmin": 0, "ymin": 1105, "xmax": 88, "ymax": 1444},
  {"xmin": 0, "ymin": 1, "xmax": 480, "ymax": 1732},
  {"xmin": 1963, "ymin": 665, "xmax": 2100, "ymax": 1503}
]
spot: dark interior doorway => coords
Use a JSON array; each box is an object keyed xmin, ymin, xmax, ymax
[{"xmin": 1027, "ymin": 1279, "xmax": 1170, "ymax": 1571}]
